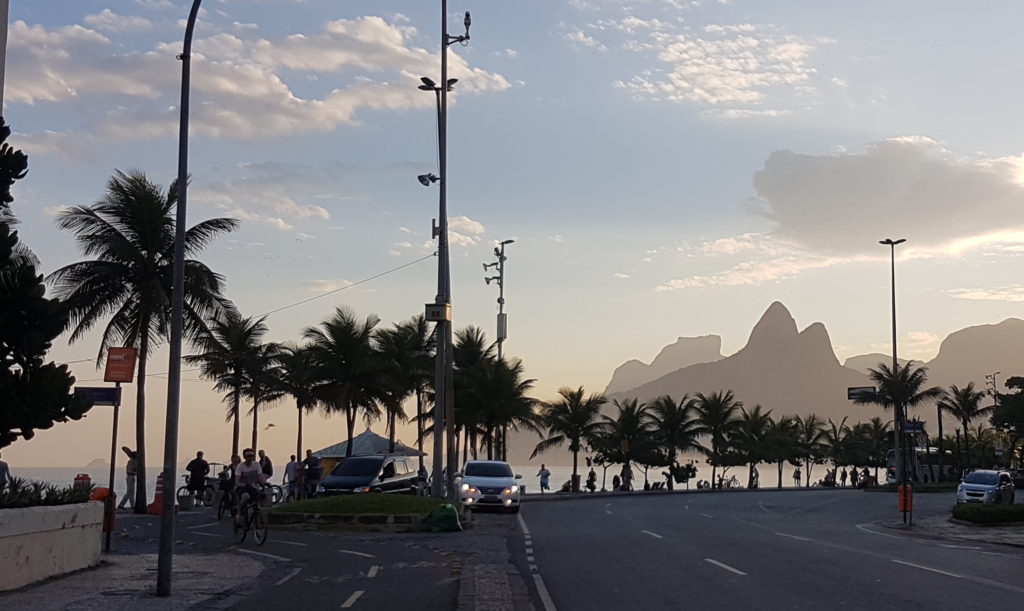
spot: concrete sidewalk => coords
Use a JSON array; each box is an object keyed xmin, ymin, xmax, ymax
[
  {"xmin": 0, "ymin": 552, "xmax": 263, "ymax": 610},
  {"xmin": 884, "ymin": 515, "xmax": 1024, "ymax": 548}
]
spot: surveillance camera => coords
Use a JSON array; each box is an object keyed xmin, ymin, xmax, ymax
[{"xmin": 418, "ymin": 175, "xmax": 432, "ymax": 187}]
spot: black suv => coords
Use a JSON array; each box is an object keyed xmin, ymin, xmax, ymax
[{"xmin": 318, "ymin": 455, "xmax": 422, "ymax": 495}]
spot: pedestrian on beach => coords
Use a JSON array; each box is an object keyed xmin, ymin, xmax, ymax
[
  {"xmin": 586, "ymin": 468, "xmax": 597, "ymax": 492},
  {"xmin": 301, "ymin": 450, "xmax": 322, "ymax": 498},
  {"xmin": 0, "ymin": 451, "xmax": 10, "ymax": 489},
  {"xmin": 850, "ymin": 468, "xmax": 859, "ymax": 487},
  {"xmin": 621, "ymin": 463, "xmax": 633, "ymax": 491},
  {"xmin": 537, "ymin": 464, "xmax": 551, "ymax": 493},
  {"xmin": 256, "ymin": 450, "xmax": 272, "ymax": 478},
  {"xmin": 840, "ymin": 468, "xmax": 848, "ymax": 487},
  {"xmin": 117, "ymin": 447, "xmax": 137, "ymax": 510},
  {"xmin": 284, "ymin": 454, "xmax": 299, "ymax": 501},
  {"xmin": 612, "ymin": 474, "xmax": 621, "ymax": 491},
  {"xmin": 186, "ymin": 451, "xmax": 210, "ymax": 494},
  {"xmin": 793, "ymin": 467, "xmax": 801, "ymax": 487}
]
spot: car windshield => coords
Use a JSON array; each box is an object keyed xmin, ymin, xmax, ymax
[
  {"xmin": 964, "ymin": 472, "xmax": 999, "ymax": 485},
  {"xmin": 332, "ymin": 457, "xmax": 383, "ymax": 477},
  {"xmin": 465, "ymin": 463, "xmax": 513, "ymax": 478}
]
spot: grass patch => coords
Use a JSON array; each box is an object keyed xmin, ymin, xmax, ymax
[
  {"xmin": 271, "ymin": 494, "xmax": 450, "ymax": 516},
  {"xmin": 952, "ymin": 503, "xmax": 1024, "ymax": 525}
]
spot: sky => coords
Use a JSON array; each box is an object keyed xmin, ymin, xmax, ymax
[{"xmin": 7, "ymin": 0, "xmax": 1024, "ymax": 468}]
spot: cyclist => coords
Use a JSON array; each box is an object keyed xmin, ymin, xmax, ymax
[
  {"xmin": 235, "ymin": 448, "xmax": 267, "ymax": 522},
  {"xmin": 186, "ymin": 450, "xmax": 210, "ymax": 496}
]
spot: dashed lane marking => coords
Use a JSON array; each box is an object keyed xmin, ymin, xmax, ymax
[
  {"xmin": 527, "ymin": 555, "xmax": 535, "ymax": 562},
  {"xmin": 533, "ymin": 574, "xmax": 558, "ymax": 611},
  {"xmin": 517, "ymin": 512, "xmax": 531, "ymax": 536},
  {"xmin": 274, "ymin": 568, "xmax": 301, "ymax": 586},
  {"xmin": 234, "ymin": 549, "xmax": 290, "ymax": 562},
  {"xmin": 774, "ymin": 532, "xmax": 810, "ymax": 542},
  {"xmin": 891, "ymin": 559, "xmax": 962, "ymax": 578},
  {"xmin": 340, "ymin": 550, "xmax": 375, "ymax": 558},
  {"xmin": 940, "ymin": 544, "xmax": 981, "ymax": 550},
  {"xmin": 341, "ymin": 590, "xmax": 364, "ymax": 608},
  {"xmin": 641, "ymin": 530, "xmax": 663, "ymax": 539},
  {"xmin": 699, "ymin": 513, "xmax": 714, "ymax": 519},
  {"xmin": 367, "ymin": 565, "xmax": 379, "ymax": 579},
  {"xmin": 187, "ymin": 522, "xmax": 219, "ymax": 530},
  {"xmin": 529, "ymin": 564, "xmax": 538, "ymax": 572},
  {"xmin": 855, "ymin": 523, "xmax": 902, "ymax": 539},
  {"xmin": 704, "ymin": 558, "xmax": 747, "ymax": 576},
  {"xmin": 275, "ymin": 541, "xmax": 308, "ymax": 547}
]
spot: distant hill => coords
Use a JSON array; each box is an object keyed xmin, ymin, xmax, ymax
[
  {"xmin": 924, "ymin": 318, "xmax": 1024, "ymax": 393},
  {"xmin": 84, "ymin": 458, "xmax": 108, "ymax": 470},
  {"xmin": 604, "ymin": 335, "xmax": 723, "ymax": 395},
  {"xmin": 843, "ymin": 354, "xmax": 909, "ymax": 375}
]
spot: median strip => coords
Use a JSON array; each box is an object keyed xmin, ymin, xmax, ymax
[
  {"xmin": 341, "ymin": 590, "xmax": 364, "ymax": 608},
  {"xmin": 704, "ymin": 558, "xmax": 746, "ymax": 576},
  {"xmin": 274, "ymin": 568, "xmax": 302, "ymax": 586}
]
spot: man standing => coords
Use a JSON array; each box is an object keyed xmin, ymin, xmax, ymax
[
  {"xmin": 793, "ymin": 467, "xmax": 802, "ymax": 487},
  {"xmin": 537, "ymin": 464, "xmax": 551, "ymax": 494},
  {"xmin": 0, "ymin": 451, "xmax": 10, "ymax": 489},
  {"xmin": 186, "ymin": 451, "xmax": 210, "ymax": 496},
  {"xmin": 117, "ymin": 447, "xmax": 137, "ymax": 510},
  {"xmin": 258, "ymin": 450, "xmax": 274, "ymax": 480},
  {"xmin": 301, "ymin": 450, "xmax": 321, "ymax": 498},
  {"xmin": 283, "ymin": 454, "xmax": 299, "ymax": 501}
]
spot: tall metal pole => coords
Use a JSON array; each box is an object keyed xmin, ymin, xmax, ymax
[
  {"xmin": 882, "ymin": 237, "xmax": 906, "ymax": 523},
  {"xmin": 157, "ymin": 0, "xmax": 201, "ymax": 596},
  {"xmin": 0, "ymin": 0, "xmax": 9, "ymax": 112},
  {"xmin": 440, "ymin": 0, "xmax": 457, "ymax": 501},
  {"xmin": 105, "ymin": 382, "xmax": 121, "ymax": 553}
]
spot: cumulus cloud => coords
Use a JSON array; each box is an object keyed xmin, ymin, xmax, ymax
[
  {"xmin": 564, "ymin": 29, "xmax": 607, "ymax": 51},
  {"xmin": 448, "ymin": 215, "xmax": 487, "ymax": 247},
  {"xmin": 749, "ymin": 137, "xmax": 1024, "ymax": 256},
  {"xmin": 656, "ymin": 253, "xmax": 870, "ymax": 291},
  {"xmin": 303, "ymin": 278, "xmax": 353, "ymax": 293},
  {"xmin": 7, "ymin": 16, "xmax": 511, "ymax": 149},
  {"xmin": 84, "ymin": 9, "xmax": 154, "ymax": 32},
  {"xmin": 947, "ymin": 286, "xmax": 1024, "ymax": 303},
  {"xmin": 613, "ymin": 272, "xmax": 631, "ymax": 279}
]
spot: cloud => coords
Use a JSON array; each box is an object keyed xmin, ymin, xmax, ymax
[
  {"xmin": 550, "ymin": 235, "xmax": 566, "ymax": 243},
  {"xmin": 303, "ymin": 278, "xmax": 353, "ymax": 293},
  {"xmin": 947, "ymin": 286, "xmax": 1024, "ymax": 303},
  {"xmin": 8, "ymin": 16, "xmax": 511, "ymax": 149},
  {"xmin": 749, "ymin": 137, "xmax": 1024, "ymax": 256},
  {"xmin": 656, "ymin": 253, "xmax": 870, "ymax": 291},
  {"xmin": 613, "ymin": 272, "xmax": 631, "ymax": 279},
  {"xmin": 564, "ymin": 29, "xmax": 607, "ymax": 51},
  {"xmin": 84, "ymin": 9, "xmax": 154, "ymax": 32},
  {"xmin": 448, "ymin": 215, "xmax": 487, "ymax": 247}
]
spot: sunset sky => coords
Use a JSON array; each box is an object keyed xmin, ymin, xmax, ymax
[{"xmin": 7, "ymin": 0, "xmax": 1024, "ymax": 467}]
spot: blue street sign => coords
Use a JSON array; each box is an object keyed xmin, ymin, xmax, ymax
[
  {"xmin": 75, "ymin": 386, "xmax": 122, "ymax": 406},
  {"xmin": 905, "ymin": 421, "xmax": 925, "ymax": 434}
]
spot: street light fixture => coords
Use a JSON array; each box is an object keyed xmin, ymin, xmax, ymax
[
  {"xmin": 418, "ymin": 173, "xmax": 439, "ymax": 187},
  {"xmin": 880, "ymin": 237, "xmax": 907, "ymax": 522},
  {"xmin": 421, "ymin": 2, "xmax": 473, "ymax": 500}
]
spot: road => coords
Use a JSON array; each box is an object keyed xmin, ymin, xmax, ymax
[{"xmin": 518, "ymin": 490, "xmax": 1024, "ymax": 610}]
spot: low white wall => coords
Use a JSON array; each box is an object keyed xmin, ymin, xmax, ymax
[{"xmin": 0, "ymin": 501, "xmax": 104, "ymax": 591}]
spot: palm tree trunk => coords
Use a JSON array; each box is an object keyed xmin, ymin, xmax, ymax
[
  {"xmin": 296, "ymin": 403, "xmax": 303, "ymax": 463},
  {"xmin": 132, "ymin": 332, "xmax": 149, "ymax": 514},
  {"xmin": 416, "ymin": 390, "xmax": 424, "ymax": 473},
  {"xmin": 747, "ymin": 463, "xmax": 755, "ymax": 489},
  {"xmin": 251, "ymin": 397, "xmax": 260, "ymax": 451},
  {"xmin": 572, "ymin": 448, "xmax": 579, "ymax": 492},
  {"xmin": 486, "ymin": 427, "xmax": 494, "ymax": 460},
  {"xmin": 963, "ymin": 418, "xmax": 971, "ymax": 469},
  {"xmin": 462, "ymin": 428, "xmax": 469, "ymax": 468},
  {"xmin": 388, "ymin": 410, "xmax": 396, "ymax": 454},
  {"xmin": 776, "ymin": 461, "xmax": 784, "ymax": 489},
  {"xmin": 471, "ymin": 430, "xmax": 478, "ymax": 459},
  {"xmin": 936, "ymin": 405, "xmax": 945, "ymax": 481},
  {"xmin": 231, "ymin": 386, "xmax": 241, "ymax": 457},
  {"xmin": 345, "ymin": 407, "xmax": 356, "ymax": 458}
]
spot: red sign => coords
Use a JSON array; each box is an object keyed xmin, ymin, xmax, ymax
[{"xmin": 104, "ymin": 348, "xmax": 137, "ymax": 383}]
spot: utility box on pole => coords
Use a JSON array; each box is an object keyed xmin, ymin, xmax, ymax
[
  {"xmin": 497, "ymin": 313, "xmax": 507, "ymax": 341},
  {"xmin": 425, "ymin": 303, "xmax": 451, "ymax": 322}
]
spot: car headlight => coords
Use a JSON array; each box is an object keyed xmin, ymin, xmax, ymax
[
  {"xmin": 503, "ymin": 485, "xmax": 519, "ymax": 495},
  {"xmin": 354, "ymin": 486, "xmax": 371, "ymax": 493},
  {"xmin": 316, "ymin": 484, "xmax": 325, "ymax": 492},
  {"xmin": 461, "ymin": 483, "xmax": 470, "ymax": 492}
]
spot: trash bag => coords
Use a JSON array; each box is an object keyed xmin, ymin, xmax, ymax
[{"xmin": 424, "ymin": 504, "xmax": 462, "ymax": 532}]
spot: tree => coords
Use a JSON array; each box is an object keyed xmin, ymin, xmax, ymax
[
  {"xmin": 856, "ymin": 362, "xmax": 943, "ymax": 417},
  {"xmin": 276, "ymin": 343, "xmax": 320, "ymax": 460},
  {"xmin": 939, "ymin": 382, "xmax": 991, "ymax": 469},
  {"xmin": 818, "ymin": 416, "xmax": 847, "ymax": 480},
  {"xmin": 452, "ymin": 326, "xmax": 496, "ymax": 460},
  {"xmin": 375, "ymin": 317, "xmax": 433, "ymax": 455},
  {"xmin": 598, "ymin": 398, "xmax": 653, "ymax": 490},
  {"xmin": 50, "ymin": 170, "xmax": 237, "ymax": 512},
  {"xmin": 0, "ymin": 117, "xmax": 91, "ymax": 447},
  {"xmin": 730, "ymin": 404, "xmax": 773, "ymax": 488},
  {"xmin": 763, "ymin": 416, "xmax": 799, "ymax": 488},
  {"xmin": 649, "ymin": 395, "xmax": 702, "ymax": 490},
  {"xmin": 186, "ymin": 311, "xmax": 269, "ymax": 457},
  {"xmin": 303, "ymin": 307, "xmax": 383, "ymax": 457},
  {"xmin": 464, "ymin": 357, "xmax": 540, "ymax": 461},
  {"xmin": 243, "ymin": 341, "xmax": 283, "ymax": 451},
  {"xmin": 532, "ymin": 386, "xmax": 607, "ymax": 491},
  {"xmin": 992, "ymin": 376, "xmax": 1024, "ymax": 465},
  {"xmin": 692, "ymin": 390, "xmax": 742, "ymax": 487}
]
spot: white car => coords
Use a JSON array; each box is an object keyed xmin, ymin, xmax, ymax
[
  {"xmin": 956, "ymin": 470, "xmax": 1015, "ymax": 504},
  {"xmin": 457, "ymin": 460, "xmax": 522, "ymax": 513}
]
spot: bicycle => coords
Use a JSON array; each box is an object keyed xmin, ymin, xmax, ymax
[
  {"xmin": 177, "ymin": 475, "xmax": 216, "ymax": 507},
  {"xmin": 268, "ymin": 484, "xmax": 284, "ymax": 505},
  {"xmin": 233, "ymin": 487, "xmax": 269, "ymax": 545},
  {"xmin": 217, "ymin": 488, "xmax": 237, "ymax": 520}
]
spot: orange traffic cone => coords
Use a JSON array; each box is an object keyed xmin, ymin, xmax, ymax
[{"xmin": 147, "ymin": 473, "xmax": 165, "ymax": 515}]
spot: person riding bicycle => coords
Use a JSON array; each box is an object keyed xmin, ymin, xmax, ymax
[
  {"xmin": 186, "ymin": 450, "xmax": 210, "ymax": 495},
  {"xmin": 235, "ymin": 448, "xmax": 267, "ymax": 520}
]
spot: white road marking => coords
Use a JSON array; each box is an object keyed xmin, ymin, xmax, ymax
[
  {"xmin": 367, "ymin": 565, "xmax": 379, "ymax": 579},
  {"xmin": 341, "ymin": 590, "xmax": 364, "ymax": 608},
  {"xmin": 192, "ymin": 532, "xmax": 223, "ymax": 538},
  {"xmin": 527, "ymin": 555, "xmax": 535, "ymax": 562},
  {"xmin": 940, "ymin": 544, "xmax": 980, "ymax": 550},
  {"xmin": 187, "ymin": 522, "xmax": 219, "ymax": 530},
  {"xmin": 234, "ymin": 549, "xmax": 291, "ymax": 562},
  {"xmin": 274, "ymin": 568, "xmax": 301, "ymax": 586},
  {"xmin": 704, "ymin": 558, "xmax": 746, "ymax": 576},
  {"xmin": 641, "ymin": 530, "xmax": 663, "ymax": 539},
  {"xmin": 517, "ymin": 513, "xmax": 531, "ymax": 537},
  {"xmin": 533, "ymin": 574, "xmax": 558, "ymax": 611},
  {"xmin": 855, "ymin": 523, "xmax": 901, "ymax": 539},
  {"xmin": 891, "ymin": 559, "xmax": 962, "ymax": 578},
  {"xmin": 684, "ymin": 505, "xmax": 689, "ymax": 510},
  {"xmin": 757, "ymin": 500, "xmax": 771, "ymax": 514},
  {"xmin": 699, "ymin": 513, "xmax": 714, "ymax": 519},
  {"xmin": 529, "ymin": 564, "xmax": 538, "ymax": 572},
  {"xmin": 275, "ymin": 541, "xmax": 308, "ymax": 547},
  {"xmin": 604, "ymin": 510, "xmax": 612, "ymax": 515},
  {"xmin": 774, "ymin": 532, "xmax": 810, "ymax": 542},
  {"xmin": 981, "ymin": 551, "xmax": 1024, "ymax": 559},
  {"xmin": 339, "ymin": 550, "xmax": 375, "ymax": 558}
]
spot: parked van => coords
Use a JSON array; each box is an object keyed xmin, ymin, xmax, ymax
[{"xmin": 317, "ymin": 454, "xmax": 422, "ymax": 495}]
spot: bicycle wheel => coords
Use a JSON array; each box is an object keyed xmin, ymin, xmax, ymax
[
  {"xmin": 271, "ymin": 485, "xmax": 283, "ymax": 504},
  {"xmin": 217, "ymin": 493, "xmax": 231, "ymax": 520},
  {"xmin": 175, "ymin": 486, "xmax": 190, "ymax": 501},
  {"xmin": 202, "ymin": 486, "xmax": 216, "ymax": 507},
  {"xmin": 253, "ymin": 508, "xmax": 269, "ymax": 545},
  {"xmin": 234, "ymin": 507, "xmax": 249, "ymax": 544}
]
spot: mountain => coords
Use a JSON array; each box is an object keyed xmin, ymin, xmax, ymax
[
  {"xmin": 843, "ymin": 354, "xmax": 909, "ymax": 375},
  {"xmin": 606, "ymin": 302, "xmax": 873, "ymax": 423},
  {"xmin": 84, "ymin": 458, "xmax": 108, "ymax": 470},
  {"xmin": 924, "ymin": 318, "xmax": 1024, "ymax": 392},
  {"xmin": 604, "ymin": 335, "xmax": 723, "ymax": 395}
]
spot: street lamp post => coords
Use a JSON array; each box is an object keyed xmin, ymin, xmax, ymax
[
  {"xmin": 420, "ymin": 3, "xmax": 470, "ymax": 499},
  {"xmin": 880, "ymin": 237, "xmax": 906, "ymax": 522},
  {"xmin": 484, "ymin": 239, "xmax": 513, "ymax": 460},
  {"xmin": 157, "ymin": 0, "xmax": 201, "ymax": 596}
]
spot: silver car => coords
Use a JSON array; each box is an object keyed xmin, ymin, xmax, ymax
[
  {"xmin": 456, "ymin": 460, "xmax": 522, "ymax": 513},
  {"xmin": 956, "ymin": 469, "xmax": 1015, "ymax": 504}
]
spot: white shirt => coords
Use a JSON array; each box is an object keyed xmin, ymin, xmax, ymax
[{"xmin": 284, "ymin": 460, "xmax": 300, "ymax": 483}]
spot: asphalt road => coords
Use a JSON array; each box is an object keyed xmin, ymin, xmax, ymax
[{"xmin": 519, "ymin": 490, "xmax": 1024, "ymax": 611}]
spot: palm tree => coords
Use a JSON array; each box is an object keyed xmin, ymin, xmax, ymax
[
  {"xmin": 275, "ymin": 343, "xmax": 319, "ymax": 460},
  {"xmin": 532, "ymin": 386, "xmax": 607, "ymax": 491},
  {"xmin": 598, "ymin": 398, "xmax": 653, "ymax": 490},
  {"xmin": 376, "ymin": 317, "xmax": 434, "ymax": 455},
  {"xmin": 49, "ymin": 170, "xmax": 237, "ymax": 512},
  {"xmin": 185, "ymin": 311, "xmax": 268, "ymax": 457},
  {"xmin": 396, "ymin": 316, "xmax": 434, "ymax": 471},
  {"xmin": 464, "ymin": 357, "xmax": 540, "ymax": 461},
  {"xmin": 731, "ymin": 404, "xmax": 773, "ymax": 488},
  {"xmin": 303, "ymin": 307, "xmax": 384, "ymax": 457},
  {"xmin": 938, "ymin": 383, "xmax": 991, "ymax": 469},
  {"xmin": 856, "ymin": 362, "xmax": 943, "ymax": 416},
  {"xmin": 763, "ymin": 416, "xmax": 799, "ymax": 488},
  {"xmin": 692, "ymin": 390, "xmax": 742, "ymax": 487},
  {"xmin": 794, "ymin": 415, "xmax": 827, "ymax": 485},
  {"xmin": 452, "ymin": 326, "xmax": 496, "ymax": 460},
  {"xmin": 243, "ymin": 341, "xmax": 284, "ymax": 452},
  {"xmin": 817, "ymin": 415, "xmax": 846, "ymax": 483},
  {"xmin": 649, "ymin": 395, "xmax": 702, "ymax": 490}
]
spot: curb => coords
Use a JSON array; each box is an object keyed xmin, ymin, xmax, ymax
[
  {"xmin": 522, "ymin": 485, "xmax": 862, "ymax": 503},
  {"xmin": 879, "ymin": 518, "xmax": 1024, "ymax": 549}
]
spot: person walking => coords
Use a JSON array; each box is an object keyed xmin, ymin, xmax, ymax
[
  {"xmin": 117, "ymin": 447, "xmax": 137, "ymax": 510},
  {"xmin": 283, "ymin": 454, "xmax": 299, "ymax": 501},
  {"xmin": 537, "ymin": 464, "xmax": 551, "ymax": 493},
  {"xmin": 0, "ymin": 451, "xmax": 10, "ymax": 489},
  {"xmin": 621, "ymin": 463, "xmax": 634, "ymax": 491},
  {"xmin": 186, "ymin": 451, "xmax": 210, "ymax": 496},
  {"xmin": 258, "ymin": 450, "xmax": 274, "ymax": 480},
  {"xmin": 793, "ymin": 467, "xmax": 801, "ymax": 487},
  {"xmin": 301, "ymin": 450, "xmax": 322, "ymax": 498},
  {"xmin": 840, "ymin": 468, "xmax": 848, "ymax": 487},
  {"xmin": 850, "ymin": 467, "xmax": 860, "ymax": 488}
]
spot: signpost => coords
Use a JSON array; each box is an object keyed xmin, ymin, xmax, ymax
[
  {"xmin": 904, "ymin": 421, "xmax": 924, "ymax": 434},
  {"xmin": 847, "ymin": 386, "xmax": 876, "ymax": 401}
]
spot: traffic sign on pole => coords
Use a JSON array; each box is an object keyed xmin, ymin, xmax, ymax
[
  {"xmin": 74, "ymin": 386, "xmax": 122, "ymax": 406},
  {"xmin": 847, "ymin": 386, "xmax": 875, "ymax": 401},
  {"xmin": 104, "ymin": 347, "xmax": 137, "ymax": 383}
]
